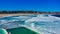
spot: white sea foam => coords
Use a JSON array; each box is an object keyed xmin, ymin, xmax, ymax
[{"xmin": 0, "ymin": 14, "xmax": 60, "ymax": 34}]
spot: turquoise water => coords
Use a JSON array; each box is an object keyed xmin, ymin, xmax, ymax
[
  {"xmin": 0, "ymin": 29, "xmax": 8, "ymax": 34},
  {"xmin": 0, "ymin": 14, "xmax": 60, "ymax": 34},
  {"xmin": 6, "ymin": 27, "xmax": 38, "ymax": 34}
]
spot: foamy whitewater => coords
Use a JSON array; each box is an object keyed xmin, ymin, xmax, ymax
[{"xmin": 0, "ymin": 14, "xmax": 60, "ymax": 34}]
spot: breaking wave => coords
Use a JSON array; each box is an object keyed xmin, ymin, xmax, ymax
[{"xmin": 0, "ymin": 14, "xmax": 60, "ymax": 34}]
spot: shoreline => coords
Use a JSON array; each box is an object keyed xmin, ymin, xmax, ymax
[{"xmin": 0, "ymin": 14, "xmax": 35, "ymax": 17}]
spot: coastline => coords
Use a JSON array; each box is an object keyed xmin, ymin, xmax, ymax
[{"xmin": 0, "ymin": 14, "xmax": 34, "ymax": 18}]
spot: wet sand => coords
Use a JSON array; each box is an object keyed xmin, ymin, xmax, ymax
[{"xmin": 0, "ymin": 14, "xmax": 34, "ymax": 17}]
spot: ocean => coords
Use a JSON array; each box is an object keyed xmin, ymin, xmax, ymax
[{"xmin": 0, "ymin": 14, "xmax": 60, "ymax": 34}]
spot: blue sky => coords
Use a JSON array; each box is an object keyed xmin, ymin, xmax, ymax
[{"xmin": 0, "ymin": 0, "xmax": 60, "ymax": 12}]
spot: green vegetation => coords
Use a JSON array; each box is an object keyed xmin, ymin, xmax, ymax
[
  {"xmin": 7, "ymin": 27, "xmax": 38, "ymax": 34},
  {"xmin": 0, "ymin": 11, "xmax": 38, "ymax": 14}
]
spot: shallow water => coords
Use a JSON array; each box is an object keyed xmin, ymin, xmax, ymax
[
  {"xmin": 6, "ymin": 27, "xmax": 38, "ymax": 34},
  {"xmin": 0, "ymin": 29, "xmax": 8, "ymax": 34},
  {"xmin": 0, "ymin": 14, "xmax": 60, "ymax": 34}
]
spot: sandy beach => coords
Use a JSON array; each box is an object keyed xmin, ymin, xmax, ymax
[{"xmin": 0, "ymin": 14, "xmax": 34, "ymax": 17}]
